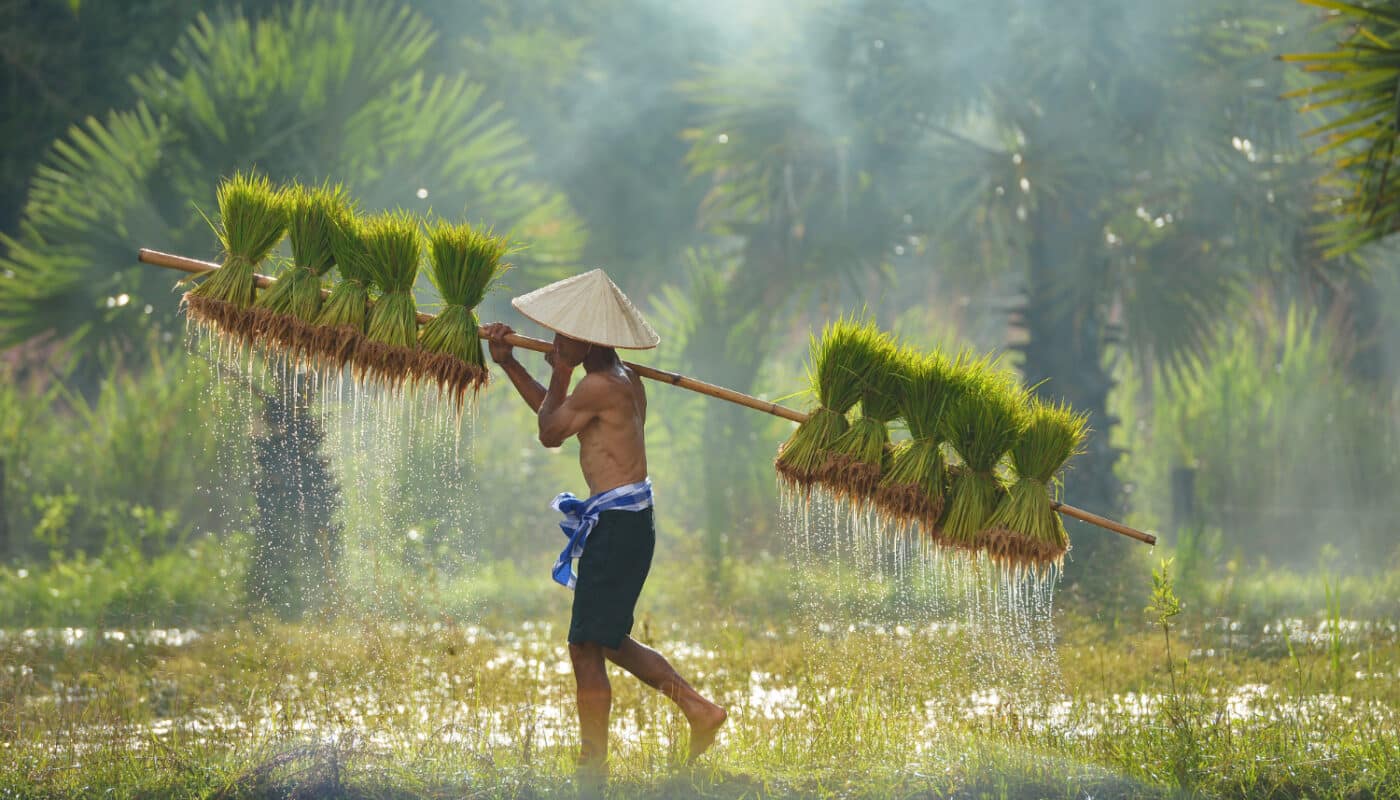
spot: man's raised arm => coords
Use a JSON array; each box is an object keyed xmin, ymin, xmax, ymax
[
  {"xmin": 485, "ymin": 322, "xmax": 547, "ymax": 412},
  {"xmin": 537, "ymin": 357, "xmax": 605, "ymax": 448}
]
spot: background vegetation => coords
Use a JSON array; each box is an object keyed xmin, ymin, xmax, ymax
[{"xmin": 0, "ymin": 0, "xmax": 1397, "ymax": 796}]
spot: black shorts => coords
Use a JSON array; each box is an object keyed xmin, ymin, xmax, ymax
[{"xmin": 568, "ymin": 507, "xmax": 655, "ymax": 649}]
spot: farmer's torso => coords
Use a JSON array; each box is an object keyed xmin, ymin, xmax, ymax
[{"xmin": 577, "ymin": 364, "xmax": 648, "ymax": 496}]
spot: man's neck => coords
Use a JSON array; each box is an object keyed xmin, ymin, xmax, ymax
[{"xmin": 582, "ymin": 347, "xmax": 620, "ymax": 373}]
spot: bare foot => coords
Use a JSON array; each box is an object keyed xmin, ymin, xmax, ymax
[
  {"xmin": 574, "ymin": 759, "xmax": 607, "ymax": 798},
  {"xmin": 685, "ymin": 702, "xmax": 727, "ymax": 762}
]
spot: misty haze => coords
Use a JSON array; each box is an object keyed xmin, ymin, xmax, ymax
[{"xmin": 0, "ymin": 0, "xmax": 1396, "ymax": 797}]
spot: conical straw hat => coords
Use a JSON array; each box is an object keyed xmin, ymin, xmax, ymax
[{"xmin": 511, "ymin": 269, "xmax": 660, "ymax": 350}]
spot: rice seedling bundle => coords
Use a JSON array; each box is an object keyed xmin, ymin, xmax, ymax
[
  {"xmin": 982, "ymin": 398, "xmax": 1088, "ymax": 570},
  {"xmin": 774, "ymin": 315, "xmax": 878, "ymax": 494},
  {"xmin": 938, "ymin": 357, "xmax": 1027, "ymax": 550},
  {"xmin": 874, "ymin": 349, "xmax": 958, "ymax": 535},
  {"xmin": 185, "ymin": 172, "xmax": 287, "ymax": 346},
  {"xmin": 311, "ymin": 211, "xmax": 374, "ymax": 368},
  {"xmin": 416, "ymin": 221, "xmax": 510, "ymax": 406},
  {"xmin": 250, "ymin": 182, "xmax": 350, "ymax": 361},
  {"xmin": 357, "ymin": 210, "xmax": 424, "ymax": 388},
  {"xmin": 818, "ymin": 331, "xmax": 904, "ymax": 508}
]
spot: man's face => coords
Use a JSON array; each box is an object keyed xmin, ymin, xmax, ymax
[{"xmin": 553, "ymin": 332, "xmax": 592, "ymax": 366}]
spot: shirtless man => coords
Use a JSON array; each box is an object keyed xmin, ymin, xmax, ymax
[{"xmin": 482, "ymin": 319, "xmax": 727, "ymax": 787}]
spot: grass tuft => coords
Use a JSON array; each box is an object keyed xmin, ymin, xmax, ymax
[
  {"xmin": 983, "ymin": 397, "xmax": 1089, "ymax": 570},
  {"xmin": 416, "ymin": 221, "xmax": 511, "ymax": 407},
  {"xmin": 311, "ymin": 210, "xmax": 373, "ymax": 368},
  {"xmin": 818, "ymin": 330, "xmax": 903, "ymax": 507},
  {"xmin": 938, "ymin": 355, "xmax": 1027, "ymax": 549},
  {"xmin": 185, "ymin": 172, "xmax": 287, "ymax": 346},
  {"xmin": 875, "ymin": 349, "xmax": 958, "ymax": 535},
  {"xmin": 251, "ymin": 181, "xmax": 351, "ymax": 361},
  {"xmin": 358, "ymin": 211, "xmax": 424, "ymax": 388},
  {"xmin": 775, "ymin": 315, "xmax": 883, "ymax": 494}
]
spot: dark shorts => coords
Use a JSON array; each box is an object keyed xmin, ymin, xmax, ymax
[{"xmin": 568, "ymin": 507, "xmax": 655, "ymax": 650}]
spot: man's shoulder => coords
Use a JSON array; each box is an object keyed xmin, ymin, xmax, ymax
[{"xmin": 575, "ymin": 369, "xmax": 633, "ymax": 401}]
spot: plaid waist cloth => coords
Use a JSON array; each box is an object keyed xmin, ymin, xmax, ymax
[{"xmin": 549, "ymin": 478, "xmax": 654, "ymax": 590}]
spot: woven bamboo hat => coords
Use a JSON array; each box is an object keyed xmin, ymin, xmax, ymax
[{"xmin": 511, "ymin": 269, "xmax": 660, "ymax": 350}]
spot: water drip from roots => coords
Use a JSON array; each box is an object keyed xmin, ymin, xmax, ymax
[
  {"xmin": 778, "ymin": 480, "xmax": 1062, "ymax": 700},
  {"xmin": 188, "ymin": 329, "xmax": 485, "ymax": 626}
]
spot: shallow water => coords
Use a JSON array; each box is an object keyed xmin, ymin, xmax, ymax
[{"xmin": 8, "ymin": 619, "xmax": 1394, "ymax": 763}]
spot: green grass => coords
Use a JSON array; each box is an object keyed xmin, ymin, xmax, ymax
[
  {"xmin": 362, "ymin": 210, "xmax": 424, "ymax": 349},
  {"xmin": 0, "ymin": 553, "xmax": 1396, "ymax": 799}
]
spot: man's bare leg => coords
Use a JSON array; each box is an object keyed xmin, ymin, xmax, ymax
[
  {"xmin": 604, "ymin": 636, "xmax": 727, "ymax": 760},
  {"xmin": 568, "ymin": 642, "xmax": 611, "ymax": 789}
]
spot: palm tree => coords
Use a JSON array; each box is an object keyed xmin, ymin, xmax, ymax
[
  {"xmin": 1283, "ymin": 0, "xmax": 1400, "ymax": 255},
  {"xmin": 650, "ymin": 250, "xmax": 789, "ymax": 588},
  {"xmin": 676, "ymin": 0, "xmax": 1343, "ymax": 590},
  {"xmin": 0, "ymin": 0, "xmax": 584, "ymax": 378},
  {"xmin": 671, "ymin": 3, "xmax": 947, "ymax": 578},
  {"xmin": 0, "ymin": 0, "xmax": 585, "ymax": 615}
]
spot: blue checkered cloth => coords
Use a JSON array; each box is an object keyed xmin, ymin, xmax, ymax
[{"xmin": 550, "ymin": 478, "xmax": 654, "ymax": 590}]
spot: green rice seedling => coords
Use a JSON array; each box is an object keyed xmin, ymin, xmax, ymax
[
  {"xmin": 311, "ymin": 211, "xmax": 373, "ymax": 369},
  {"xmin": 416, "ymin": 221, "xmax": 510, "ymax": 407},
  {"xmin": 818, "ymin": 331, "xmax": 903, "ymax": 509},
  {"xmin": 938, "ymin": 356, "xmax": 1027, "ymax": 550},
  {"xmin": 875, "ymin": 349, "xmax": 958, "ymax": 536},
  {"xmin": 774, "ymin": 315, "xmax": 877, "ymax": 496},
  {"xmin": 186, "ymin": 172, "xmax": 287, "ymax": 346},
  {"xmin": 982, "ymin": 397, "xmax": 1088, "ymax": 571},
  {"xmin": 250, "ymin": 181, "xmax": 350, "ymax": 361},
  {"xmin": 358, "ymin": 210, "xmax": 424, "ymax": 388}
]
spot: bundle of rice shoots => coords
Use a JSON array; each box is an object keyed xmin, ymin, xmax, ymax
[
  {"xmin": 358, "ymin": 210, "xmax": 424, "ymax": 388},
  {"xmin": 311, "ymin": 210, "xmax": 373, "ymax": 368},
  {"xmin": 416, "ymin": 221, "xmax": 510, "ymax": 407},
  {"xmin": 250, "ymin": 181, "xmax": 350, "ymax": 361},
  {"xmin": 818, "ymin": 330, "xmax": 903, "ymax": 508},
  {"xmin": 875, "ymin": 349, "xmax": 958, "ymax": 535},
  {"xmin": 938, "ymin": 357, "xmax": 1027, "ymax": 550},
  {"xmin": 186, "ymin": 172, "xmax": 287, "ymax": 346},
  {"xmin": 982, "ymin": 397, "xmax": 1088, "ymax": 570},
  {"xmin": 774, "ymin": 315, "xmax": 877, "ymax": 494}
]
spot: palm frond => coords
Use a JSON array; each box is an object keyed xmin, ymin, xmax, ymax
[{"xmin": 1285, "ymin": 0, "xmax": 1400, "ymax": 253}]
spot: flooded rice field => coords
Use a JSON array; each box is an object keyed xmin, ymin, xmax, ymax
[{"xmin": 2, "ymin": 614, "xmax": 1395, "ymax": 797}]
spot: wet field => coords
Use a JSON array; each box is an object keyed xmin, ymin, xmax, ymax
[{"xmin": 2, "ymin": 611, "xmax": 1395, "ymax": 798}]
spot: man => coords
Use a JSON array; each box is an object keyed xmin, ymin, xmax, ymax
[{"xmin": 481, "ymin": 269, "xmax": 726, "ymax": 787}]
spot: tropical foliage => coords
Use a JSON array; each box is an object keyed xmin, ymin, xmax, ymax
[
  {"xmin": 0, "ymin": 0, "xmax": 583, "ymax": 379},
  {"xmin": 1284, "ymin": 0, "xmax": 1400, "ymax": 255}
]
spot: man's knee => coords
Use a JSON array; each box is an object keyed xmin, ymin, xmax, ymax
[
  {"xmin": 569, "ymin": 641, "xmax": 605, "ymax": 664},
  {"xmin": 569, "ymin": 641, "xmax": 608, "ymax": 682}
]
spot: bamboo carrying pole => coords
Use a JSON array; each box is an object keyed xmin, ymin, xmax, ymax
[{"xmin": 138, "ymin": 247, "xmax": 1157, "ymax": 547}]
